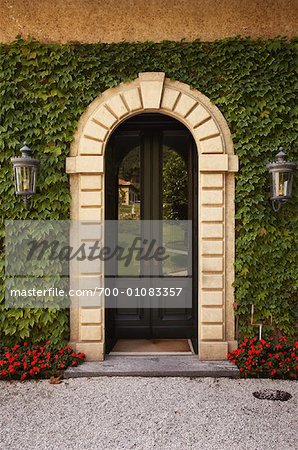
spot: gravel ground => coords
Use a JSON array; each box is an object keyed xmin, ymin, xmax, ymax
[{"xmin": 0, "ymin": 377, "xmax": 297, "ymax": 450}]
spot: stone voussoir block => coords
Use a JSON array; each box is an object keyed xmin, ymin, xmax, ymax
[
  {"xmin": 79, "ymin": 137, "xmax": 103, "ymax": 155},
  {"xmin": 84, "ymin": 120, "xmax": 108, "ymax": 141},
  {"xmin": 92, "ymin": 105, "xmax": 118, "ymax": 128},
  {"xmin": 194, "ymin": 119, "xmax": 220, "ymax": 141},
  {"xmin": 122, "ymin": 88, "xmax": 142, "ymax": 111},
  {"xmin": 161, "ymin": 87, "xmax": 180, "ymax": 110},
  {"xmin": 199, "ymin": 135, "xmax": 223, "ymax": 154},
  {"xmin": 174, "ymin": 94, "xmax": 197, "ymax": 117},
  {"xmin": 105, "ymin": 95, "xmax": 128, "ymax": 118},
  {"xmin": 185, "ymin": 104, "xmax": 210, "ymax": 127}
]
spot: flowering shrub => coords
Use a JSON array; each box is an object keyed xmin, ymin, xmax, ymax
[
  {"xmin": 228, "ymin": 337, "xmax": 298, "ymax": 379},
  {"xmin": 0, "ymin": 342, "xmax": 85, "ymax": 380}
]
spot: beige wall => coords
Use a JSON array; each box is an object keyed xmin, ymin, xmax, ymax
[{"xmin": 0, "ymin": 0, "xmax": 296, "ymax": 43}]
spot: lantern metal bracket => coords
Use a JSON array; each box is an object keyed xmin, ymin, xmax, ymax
[{"xmin": 271, "ymin": 199, "xmax": 282, "ymax": 212}]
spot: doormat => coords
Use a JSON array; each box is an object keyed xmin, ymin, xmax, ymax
[{"xmin": 110, "ymin": 339, "xmax": 194, "ymax": 355}]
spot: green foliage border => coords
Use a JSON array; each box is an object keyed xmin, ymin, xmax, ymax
[{"xmin": 0, "ymin": 37, "xmax": 297, "ymax": 343}]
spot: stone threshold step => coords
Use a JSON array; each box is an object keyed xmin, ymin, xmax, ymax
[{"xmin": 65, "ymin": 356, "xmax": 239, "ymax": 378}]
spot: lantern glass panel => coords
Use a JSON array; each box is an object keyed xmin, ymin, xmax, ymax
[
  {"xmin": 272, "ymin": 171, "xmax": 293, "ymax": 199},
  {"xmin": 14, "ymin": 165, "xmax": 36, "ymax": 196}
]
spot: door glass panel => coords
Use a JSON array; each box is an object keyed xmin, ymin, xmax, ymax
[
  {"xmin": 162, "ymin": 134, "xmax": 190, "ymax": 276},
  {"xmin": 118, "ymin": 146, "xmax": 141, "ymax": 220},
  {"xmin": 117, "ymin": 140, "xmax": 141, "ymax": 276}
]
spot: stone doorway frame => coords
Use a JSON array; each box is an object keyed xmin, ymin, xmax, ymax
[{"xmin": 66, "ymin": 72, "xmax": 238, "ymax": 361}]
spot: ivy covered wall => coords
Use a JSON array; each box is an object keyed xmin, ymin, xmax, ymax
[{"xmin": 0, "ymin": 37, "xmax": 297, "ymax": 343}]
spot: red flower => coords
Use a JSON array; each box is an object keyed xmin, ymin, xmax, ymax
[{"xmin": 0, "ymin": 342, "xmax": 85, "ymax": 380}]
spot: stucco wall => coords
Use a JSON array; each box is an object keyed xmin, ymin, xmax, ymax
[{"xmin": 0, "ymin": 0, "xmax": 297, "ymax": 43}]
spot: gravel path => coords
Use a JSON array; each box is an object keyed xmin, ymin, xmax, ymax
[{"xmin": 0, "ymin": 377, "xmax": 297, "ymax": 450}]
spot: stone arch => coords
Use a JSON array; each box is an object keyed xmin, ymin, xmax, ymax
[{"xmin": 66, "ymin": 72, "xmax": 238, "ymax": 361}]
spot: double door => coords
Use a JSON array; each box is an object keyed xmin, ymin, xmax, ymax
[{"xmin": 105, "ymin": 114, "xmax": 198, "ymax": 351}]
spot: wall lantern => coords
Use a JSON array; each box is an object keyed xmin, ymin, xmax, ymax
[
  {"xmin": 11, "ymin": 142, "xmax": 39, "ymax": 209},
  {"xmin": 266, "ymin": 148, "xmax": 296, "ymax": 212}
]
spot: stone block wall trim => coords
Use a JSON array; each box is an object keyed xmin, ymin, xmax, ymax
[
  {"xmin": 80, "ymin": 175, "xmax": 103, "ymax": 190},
  {"xmin": 68, "ymin": 73, "xmax": 237, "ymax": 361},
  {"xmin": 201, "ymin": 324, "xmax": 223, "ymax": 340},
  {"xmin": 199, "ymin": 342, "xmax": 228, "ymax": 360},
  {"xmin": 80, "ymin": 325, "xmax": 102, "ymax": 341},
  {"xmin": 66, "ymin": 156, "xmax": 104, "ymax": 174},
  {"xmin": 80, "ymin": 308, "xmax": 102, "ymax": 324}
]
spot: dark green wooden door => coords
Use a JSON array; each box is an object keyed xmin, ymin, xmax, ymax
[{"xmin": 105, "ymin": 114, "xmax": 198, "ymax": 352}]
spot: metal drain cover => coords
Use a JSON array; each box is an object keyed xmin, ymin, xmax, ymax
[{"xmin": 253, "ymin": 389, "xmax": 292, "ymax": 401}]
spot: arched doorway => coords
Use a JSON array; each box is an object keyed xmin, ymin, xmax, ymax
[
  {"xmin": 66, "ymin": 72, "xmax": 239, "ymax": 361},
  {"xmin": 104, "ymin": 113, "xmax": 198, "ymax": 353}
]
